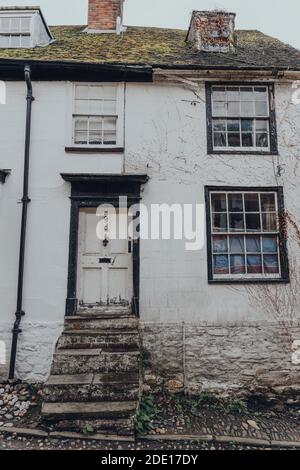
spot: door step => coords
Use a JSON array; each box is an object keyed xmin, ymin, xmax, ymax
[
  {"xmin": 42, "ymin": 314, "xmax": 141, "ymax": 437},
  {"xmin": 65, "ymin": 316, "xmax": 138, "ymax": 331}
]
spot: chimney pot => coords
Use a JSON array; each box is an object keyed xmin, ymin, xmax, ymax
[{"xmin": 186, "ymin": 10, "xmax": 236, "ymax": 53}]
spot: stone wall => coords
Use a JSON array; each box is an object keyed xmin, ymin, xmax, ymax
[{"xmin": 141, "ymin": 322, "xmax": 300, "ymax": 402}]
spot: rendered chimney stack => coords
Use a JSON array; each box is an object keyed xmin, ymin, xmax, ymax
[
  {"xmin": 186, "ymin": 10, "xmax": 236, "ymax": 52},
  {"xmin": 87, "ymin": 0, "xmax": 125, "ymax": 33}
]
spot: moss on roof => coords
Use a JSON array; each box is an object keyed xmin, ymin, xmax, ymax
[{"xmin": 0, "ymin": 25, "xmax": 300, "ymax": 69}]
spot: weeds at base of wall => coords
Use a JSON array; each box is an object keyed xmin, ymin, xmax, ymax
[{"xmin": 134, "ymin": 391, "xmax": 253, "ymax": 436}]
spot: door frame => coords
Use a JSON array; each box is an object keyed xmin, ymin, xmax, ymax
[{"xmin": 61, "ymin": 174, "xmax": 149, "ymax": 317}]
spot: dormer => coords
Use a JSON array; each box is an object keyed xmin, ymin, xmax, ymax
[{"xmin": 0, "ymin": 6, "xmax": 53, "ymax": 48}]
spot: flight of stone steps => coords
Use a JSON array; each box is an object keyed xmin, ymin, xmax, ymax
[{"xmin": 41, "ymin": 310, "xmax": 140, "ymax": 438}]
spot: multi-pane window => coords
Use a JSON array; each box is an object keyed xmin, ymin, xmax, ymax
[
  {"xmin": 208, "ymin": 85, "xmax": 275, "ymax": 152},
  {"xmin": 207, "ymin": 190, "xmax": 287, "ymax": 280},
  {"xmin": 0, "ymin": 17, "xmax": 31, "ymax": 48},
  {"xmin": 73, "ymin": 85, "xmax": 119, "ymax": 146}
]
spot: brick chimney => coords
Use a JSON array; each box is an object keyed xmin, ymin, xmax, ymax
[
  {"xmin": 87, "ymin": 0, "xmax": 125, "ymax": 33},
  {"xmin": 186, "ymin": 10, "xmax": 236, "ymax": 52}
]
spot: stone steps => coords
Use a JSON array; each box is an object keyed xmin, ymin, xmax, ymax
[
  {"xmin": 51, "ymin": 349, "xmax": 140, "ymax": 375},
  {"xmin": 57, "ymin": 329, "xmax": 139, "ymax": 351},
  {"xmin": 42, "ymin": 311, "xmax": 141, "ymax": 437},
  {"xmin": 65, "ymin": 316, "xmax": 139, "ymax": 331},
  {"xmin": 43, "ymin": 373, "xmax": 140, "ymax": 402},
  {"xmin": 42, "ymin": 401, "xmax": 137, "ymax": 421}
]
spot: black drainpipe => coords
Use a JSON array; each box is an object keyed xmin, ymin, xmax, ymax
[{"xmin": 9, "ymin": 65, "xmax": 34, "ymax": 380}]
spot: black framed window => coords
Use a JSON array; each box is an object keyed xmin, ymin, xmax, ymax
[
  {"xmin": 206, "ymin": 83, "xmax": 278, "ymax": 154},
  {"xmin": 205, "ymin": 187, "xmax": 289, "ymax": 283}
]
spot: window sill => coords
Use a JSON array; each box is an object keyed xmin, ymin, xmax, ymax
[
  {"xmin": 208, "ymin": 277, "xmax": 290, "ymax": 285},
  {"xmin": 208, "ymin": 149, "xmax": 278, "ymax": 156},
  {"xmin": 65, "ymin": 147, "xmax": 124, "ymax": 154}
]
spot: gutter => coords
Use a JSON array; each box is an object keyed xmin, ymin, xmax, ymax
[
  {"xmin": 9, "ymin": 65, "xmax": 34, "ymax": 381},
  {"xmin": 0, "ymin": 59, "xmax": 153, "ymax": 82}
]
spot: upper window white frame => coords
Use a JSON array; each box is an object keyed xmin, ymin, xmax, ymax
[
  {"xmin": 0, "ymin": 15, "xmax": 32, "ymax": 48},
  {"xmin": 71, "ymin": 83, "xmax": 124, "ymax": 148}
]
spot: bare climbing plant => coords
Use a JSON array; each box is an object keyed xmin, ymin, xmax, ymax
[{"xmin": 244, "ymin": 213, "xmax": 300, "ymax": 349}]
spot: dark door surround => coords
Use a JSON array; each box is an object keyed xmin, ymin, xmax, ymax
[{"xmin": 61, "ymin": 174, "xmax": 149, "ymax": 317}]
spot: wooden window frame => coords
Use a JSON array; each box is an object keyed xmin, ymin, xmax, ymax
[
  {"xmin": 205, "ymin": 186, "xmax": 289, "ymax": 284},
  {"xmin": 206, "ymin": 82, "xmax": 278, "ymax": 155}
]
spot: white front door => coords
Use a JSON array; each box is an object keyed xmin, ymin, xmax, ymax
[{"xmin": 77, "ymin": 207, "xmax": 133, "ymax": 309}]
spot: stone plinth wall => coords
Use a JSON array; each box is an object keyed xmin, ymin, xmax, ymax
[{"xmin": 141, "ymin": 322, "xmax": 300, "ymax": 401}]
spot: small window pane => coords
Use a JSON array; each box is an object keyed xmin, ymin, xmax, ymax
[
  {"xmin": 229, "ymin": 213, "xmax": 244, "ymax": 232},
  {"xmin": 230, "ymin": 255, "xmax": 246, "ymax": 274},
  {"xmin": 241, "ymin": 119, "xmax": 253, "ymax": 132},
  {"xmin": 89, "ymin": 132, "xmax": 102, "ymax": 144},
  {"xmin": 228, "ymin": 133, "xmax": 241, "ymax": 147},
  {"xmin": 244, "ymin": 194, "xmax": 259, "ymax": 212},
  {"xmin": 256, "ymin": 133, "xmax": 269, "ymax": 148},
  {"xmin": 75, "ymin": 118, "xmax": 88, "ymax": 131},
  {"xmin": 229, "ymin": 235, "xmax": 244, "ymax": 253},
  {"xmin": 241, "ymin": 101, "xmax": 254, "ymax": 116},
  {"xmin": 103, "ymin": 131, "xmax": 117, "ymax": 145},
  {"xmin": 75, "ymin": 85, "xmax": 89, "ymax": 99},
  {"xmin": 211, "ymin": 194, "xmax": 227, "ymax": 212},
  {"xmin": 227, "ymin": 88, "xmax": 240, "ymax": 101},
  {"xmin": 228, "ymin": 194, "xmax": 243, "ymax": 212},
  {"xmin": 213, "ymin": 213, "xmax": 228, "ymax": 232},
  {"xmin": 10, "ymin": 35, "xmax": 20, "ymax": 47},
  {"xmin": 256, "ymin": 120, "xmax": 268, "ymax": 132},
  {"xmin": 262, "ymin": 213, "xmax": 277, "ymax": 232},
  {"xmin": 212, "ymin": 88, "xmax": 226, "ymax": 101},
  {"xmin": 0, "ymin": 18, "xmax": 10, "ymax": 32},
  {"xmin": 74, "ymin": 132, "xmax": 88, "ymax": 144},
  {"xmin": 213, "ymin": 101, "xmax": 227, "ymax": 117},
  {"xmin": 213, "ymin": 120, "xmax": 226, "ymax": 132},
  {"xmin": 0, "ymin": 35, "xmax": 9, "ymax": 47},
  {"xmin": 102, "ymin": 100, "xmax": 117, "ymax": 114},
  {"xmin": 11, "ymin": 18, "xmax": 20, "ymax": 33},
  {"xmin": 242, "ymin": 133, "xmax": 253, "ymax": 147},
  {"xmin": 246, "ymin": 236, "xmax": 261, "ymax": 253},
  {"xmin": 261, "ymin": 193, "xmax": 276, "ymax": 212},
  {"xmin": 227, "ymin": 102, "xmax": 240, "ymax": 116},
  {"xmin": 262, "ymin": 236, "xmax": 277, "ymax": 253},
  {"xmin": 213, "ymin": 235, "xmax": 228, "ymax": 253},
  {"xmin": 255, "ymin": 101, "xmax": 268, "ymax": 116},
  {"xmin": 240, "ymin": 87, "xmax": 254, "ymax": 101},
  {"xmin": 75, "ymin": 99, "xmax": 90, "ymax": 114},
  {"xmin": 213, "ymin": 132, "xmax": 226, "ymax": 147},
  {"xmin": 90, "ymin": 86, "xmax": 116, "ymax": 100},
  {"xmin": 20, "ymin": 35, "xmax": 31, "ymax": 47},
  {"xmin": 263, "ymin": 255, "xmax": 279, "ymax": 274},
  {"xmin": 214, "ymin": 255, "xmax": 229, "ymax": 274},
  {"xmin": 21, "ymin": 17, "xmax": 30, "ymax": 32},
  {"xmin": 247, "ymin": 255, "xmax": 263, "ymax": 274},
  {"xmin": 246, "ymin": 213, "xmax": 261, "ymax": 232},
  {"xmin": 254, "ymin": 87, "xmax": 268, "ymax": 100},
  {"xmin": 227, "ymin": 120, "xmax": 240, "ymax": 132}
]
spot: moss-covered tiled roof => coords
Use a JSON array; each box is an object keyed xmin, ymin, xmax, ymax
[{"xmin": 0, "ymin": 25, "xmax": 300, "ymax": 70}]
